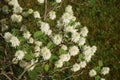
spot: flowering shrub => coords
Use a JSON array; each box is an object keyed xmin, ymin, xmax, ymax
[{"xmin": 0, "ymin": 0, "xmax": 110, "ymax": 80}]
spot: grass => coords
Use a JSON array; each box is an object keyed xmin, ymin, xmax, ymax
[{"xmin": 0, "ymin": 0, "xmax": 120, "ymax": 80}]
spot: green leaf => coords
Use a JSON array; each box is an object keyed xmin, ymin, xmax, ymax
[
  {"xmin": 49, "ymin": 55, "xmax": 58, "ymax": 62},
  {"xmin": 24, "ymin": 53, "xmax": 35, "ymax": 60},
  {"xmin": 98, "ymin": 60, "xmax": 103, "ymax": 67},
  {"xmin": 44, "ymin": 64, "xmax": 49, "ymax": 72},
  {"xmin": 78, "ymin": 54, "xmax": 84, "ymax": 61},
  {"xmin": 94, "ymin": 67, "xmax": 101, "ymax": 72},
  {"xmin": 59, "ymin": 49, "xmax": 67, "ymax": 55},
  {"xmin": 28, "ymin": 70, "xmax": 38, "ymax": 80},
  {"xmin": 95, "ymin": 75, "xmax": 100, "ymax": 80},
  {"xmin": 47, "ymin": 41, "xmax": 55, "ymax": 49},
  {"xmin": 33, "ymin": 31, "xmax": 48, "ymax": 43},
  {"xmin": 33, "ymin": 31, "xmax": 43, "ymax": 39}
]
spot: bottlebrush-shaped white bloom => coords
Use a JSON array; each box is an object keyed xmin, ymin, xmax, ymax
[
  {"xmin": 89, "ymin": 69, "xmax": 97, "ymax": 77},
  {"xmin": 10, "ymin": 36, "xmax": 20, "ymax": 47},
  {"xmin": 101, "ymin": 67, "xmax": 110, "ymax": 75},
  {"xmin": 52, "ymin": 34, "xmax": 62, "ymax": 45},
  {"xmin": 15, "ymin": 50, "xmax": 25, "ymax": 60},
  {"xmin": 33, "ymin": 11, "xmax": 41, "ymax": 19},
  {"xmin": 49, "ymin": 11, "xmax": 56, "ymax": 20},
  {"xmin": 37, "ymin": 0, "xmax": 44, "ymax": 4},
  {"xmin": 11, "ymin": 14, "xmax": 22, "ymax": 23},
  {"xmin": 59, "ymin": 53, "xmax": 71, "ymax": 62},
  {"xmin": 41, "ymin": 47, "xmax": 51, "ymax": 60},
  {"xmin": 55, "ymin": 60, "xmax": 63, "ymax": 68},
  {"xmin": 69, "ymin": 46, "xmax": 79, "ymax": 56},
  {"xmin": 71, "ymin": 63, "xmax": 80, "ymax": 72}
]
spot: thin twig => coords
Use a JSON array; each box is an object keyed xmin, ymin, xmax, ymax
[
  {"xmin": 43, "ymin": 0, "xmax": 48, "ymax": 21},
  {"xmin": 63, "ymin": 70, "xmax": 84, "ymax": 80},
  {"xmin": 1, "ymin": 71, "xmax": 12, "ymax": 80}
]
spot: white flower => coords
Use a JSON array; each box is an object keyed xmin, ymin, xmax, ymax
[
  {"xmin": 55, "ymin": 60, "xmax": 63, "ymax": 68},
  {"xmin": 26, "ymin": 59, "xmax": 38, "ymax": 71},
  {"xmin": 71, "ymin": 63, "xmax": 80, "ymax": 72},
  {"xmin": 41, "ymin": 47, "xmax": 51, "ymax": 60},
  {"xmin": 61, "ymin": 44, "xmax": 67, "ymax": 50},
  {"xmin": 33, "ymin": 11, "xmax": 41, "ymax": 19},
  {"xmin": 49, "ymin": 11, "xmax": 56, "ymax": 20},
  {"xmin": 34, "ymin": 46, "xmax": 40, "ymax": 52},
  {"xmin": 10, "ymin": 36, "xmax": 20, "ymax": 47},
  {"xmin": 83, "ymin": 45, "xmax": 93, "ymax": 56},
  {"xmin": 56, "ymin": 0, "xmax": 62, "ymax": 3},
  {"xmin": 4, "ymin": 32, "xmax": 12, "ymax": 42},
  {"xmin": 64, "ymin": 26, "xmax": 77, "ymax": 33},
  {"xmin": 69, "ymin": 46, "xmax": 79, "ymax": 56},
  {"xmin": 52, "ymin": 34, "xmax": 62, "ymax": 45},
  {"xmin": 89, "ymin": 69, "xmax": 97, "ymax": 77},
  {"xmin": 34, "ymin": 52, "xmax": 41, "ymax": 57},
  {"xmin": 59, "ymin": 53, "xmax": 71, "ymax": 62},
  {"xmin": 12, "ymin": 57, "xmax": 18, "ymax": 64},
  {"xmin": 23, "ymin": 31, "xmax": 31, "ymax": 39},
  {"xmin": 65, "ymin": 5, "xmax": 73, "ymax": 15},
  {"xmin": 62, "ymin": 13, "xmax": 73, "ymax": 24},
  {"xmin": 28, "ymin": 37, "xmax": 34, "ymax": 44},
  {"xmin": 101, "ymin": 78, "xmax": 105, "ymax": 80},
  {"xmin": 34, "ymin": 41, "xmax": 42, "ymax": 46},
  {"xmin": 11, "ymin": 14, "xmax": 22, "ymax": 23},
  {"xmin": 80, "ymin": 26, "xmax": 88, "ymax": 37},
  {"xmin": 15, "ymin": 50, "xmax": 25, "ymax": 60},
  {"xmin": 79, "ymin": 61, "xmax": 87, "ymax": 68},
  {"xmin": 40, "ymin": 22, "xmax": 50, "ymax": 35},
  {"xmin": 37, "ymin": 0, "xmax": 44, "ymax": 4},
  {"xmin": 78, "ymin": 37, "xmax": 86, "ymax": 46},
  {"xmin": 91, "ymin": 46, "xmax": 97, "ymax": 53},
  {"xmin": 19, "ymin": 60, "xmax": 28, "ymax": 68},
  {"xmin": 28, "ymin": 9, "xmax": 33, "ymax": 14},
  {"xmin": 101, "ymin": 67, "xmax": 110, "ymax": 75},
  {"xmin": 13, "ymin": 6, "xmax": 23, "ymax": 13},
  {"xmin": 47, "ymin": 29, "xmax": 52, "ymax": 36},
  {"xmin": 8, "ymin": 0, "xmax": 19, "ymax": 7},
  {"xmin": 71, "ymin": 32, "xmax": 80, "ymax": 43}
]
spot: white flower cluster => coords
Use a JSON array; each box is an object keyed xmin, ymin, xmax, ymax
[
  {"xmin": 49, "ymin": 11, "xmax": 56, "ymax": 20},
  {"xmin": 4, "ymin": 32, "xmax": 20, "ymax": 47},
  {"xmin": 40, "ymin": 22, "xmax": 52, "ymax": 36},
  {"xmin": 83, "ymin": 45, "xmax": 97, "ymax": 62},
  {"xmin": 3, "ymin": 1, "xmax": 109, "ymax": 78},
  {"xmin": 8, "ymin": 0, "xmax": 23, "ymax": 13},
  {"xmin": 37, "ymin": 0, "xmax": 44, "ymax": 4},
  {"xmin": 89, "ymin": 67, "xmax": 110, "ymax": 80},
  {"xmin": 11, "ymin": 14, "xmax": 22, "ymax": 23}
]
